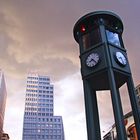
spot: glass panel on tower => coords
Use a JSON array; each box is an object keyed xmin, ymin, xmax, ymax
[
  {"xmin": 106, "ymin": 30, "xmax": 121, "ymax": 47},
  {"xmin": 82, "ymin": 28, "xmax": 101, "ymax": 50}
]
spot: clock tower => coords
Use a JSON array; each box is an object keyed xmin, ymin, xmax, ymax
[{"xmin": 73, "ymin": 11, "xmax": 140, "ymax": 140}]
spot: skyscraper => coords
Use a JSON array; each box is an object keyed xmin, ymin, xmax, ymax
[
  {"xmin": 22, "ymin": 72, "xmax": 65, "ymax": 140},
  {"xmin": 0, "ymin": 70, "xmax": 7, "ymax": 139}
]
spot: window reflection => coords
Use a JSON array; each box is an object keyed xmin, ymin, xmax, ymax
[
  {"xmin": 82, "ymin": 33, "xmax": 90, "ymax": 50},
  {"xmin": 106, "ymin": 30, "xmax": 121, "ymax": 47},
  {"xmin": 90, "ymin": 29, "xmax": 101, "ymax": 46},
  {"xmin": 82, "ymin": 28, "xmax": 101, "ymax": 50}
]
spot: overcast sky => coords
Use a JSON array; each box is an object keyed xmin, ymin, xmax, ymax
[{"xmin": 0, "ymin": 0, "xmax": 140, "ymax": 140}]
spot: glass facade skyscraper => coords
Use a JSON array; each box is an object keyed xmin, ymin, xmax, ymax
[
  {"xmin": 0, "ymin": 70, "xmax": 7, "ymax": 139},
  {"xmin": 22, "ymin": 73, "xmax": 65, "ymax": 140}
]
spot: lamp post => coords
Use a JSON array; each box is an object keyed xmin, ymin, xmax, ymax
[{"xmin": 73, "ymin": 11, "xmax": 140, "ymax": 140}]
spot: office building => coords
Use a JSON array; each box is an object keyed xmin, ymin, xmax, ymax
[
  {"xmin": 0, "ymin": 70, "xmax": 7, "ymax": 139},
  {"xmin": 22, "ymin": 73, "xmax": 65, "ymax": 140}
]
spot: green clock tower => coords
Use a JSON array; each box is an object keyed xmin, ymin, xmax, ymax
[{"xmin": 73, "ymin": 11, "xmax": 140, "ymax": 140}]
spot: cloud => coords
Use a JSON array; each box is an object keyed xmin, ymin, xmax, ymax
[{"xmin": 0, "ymin": 1, "xmax": 80, "ymax": 81}]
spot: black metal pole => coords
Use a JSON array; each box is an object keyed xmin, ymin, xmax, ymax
[
  {"xmin": 108, "ymin": 69, "xmax": 127, "ymax": 140},
  {"xmin": 83, "ymin": 79, "xmax": 101, "ymax": 140},
  {"xmin": 127, "ymin": 76, "xmax": 140, "ymax": 140}
]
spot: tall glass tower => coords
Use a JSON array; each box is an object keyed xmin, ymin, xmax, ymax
[
  {"xmin": 0, "ymin": 70, "xmax": 7, "ymax": 139},
  {"xmin": 22, "ymin": 73, "xmax": 65, "ymax": 140}
]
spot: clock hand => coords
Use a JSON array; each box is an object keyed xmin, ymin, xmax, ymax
[
  {"xmin": 118, "ymin": 57, "xmax": 123, "ymax": 64},
  {"xmin": 92, "ymin": 58, "xmax": 98, "ymax": 63}
]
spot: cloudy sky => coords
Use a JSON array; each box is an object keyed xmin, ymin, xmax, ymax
[{"xmin": 0, "ymin": 0, "xmax": 140, "ymax": 140}]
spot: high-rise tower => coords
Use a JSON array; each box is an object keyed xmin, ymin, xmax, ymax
[
  {"xmin": 22, "ymin": 73, "xmax": 65, "ymax": 140},
  {"xmin": 0, "ymin": 70, "xmax": 7, "ymax": 140}
]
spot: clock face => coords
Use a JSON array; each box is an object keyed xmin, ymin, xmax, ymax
[
  {"xmin": 86, "ymin": 53, "xmax": 100, "ymax": 67},
  {"xmin": 115, "ymin": 52, "xmax": 127, "ymax": 66}
]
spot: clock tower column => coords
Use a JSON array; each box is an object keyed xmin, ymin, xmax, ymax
[{"xmin": 73, "ymin": 11, "xmax": 140, "ymax": 140}]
